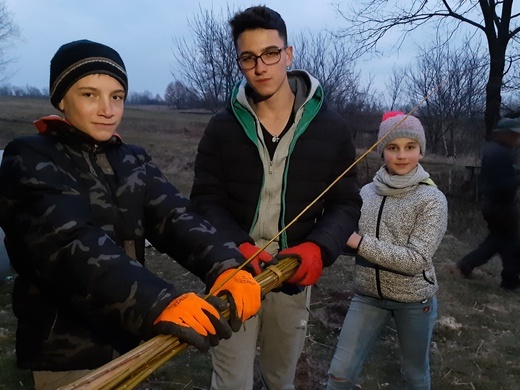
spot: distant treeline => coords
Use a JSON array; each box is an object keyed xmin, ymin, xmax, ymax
[{"xmin": 0, "ymin": 84, "xmax": 167, "ymax": 106}]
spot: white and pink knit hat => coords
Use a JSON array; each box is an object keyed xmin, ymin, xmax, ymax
[{"xmin": 377, "ymin": 111, "xmax": 426, "ymax": 156}]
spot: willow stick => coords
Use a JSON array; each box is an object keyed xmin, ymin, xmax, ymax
[{"xmin": 204, "ymin": 85, "xmax": 440, "ymax": 298}]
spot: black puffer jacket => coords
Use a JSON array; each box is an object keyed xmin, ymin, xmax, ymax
[
  {"xmin": 478, "ymin": 140, "xmax": 520, "ymax": 204},
  {"xmin": 191, "ymin": 71, "xmax": 361, "ymax": 269},
  {"xmin": 0, "ymin": 117, "xmax": 243, "ymax": 370}
]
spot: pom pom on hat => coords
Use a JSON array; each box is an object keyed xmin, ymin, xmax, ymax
[
  {"xmin": 49, "ymin": 39, "xmax": 128, "ymax": 110},
  {"xmin": 381, "ymin": 111, "xmax": 405, "ymax": 122},
  {"xmin": 377, "ymin": 111, "xmax": 426, "ymax": 156}
]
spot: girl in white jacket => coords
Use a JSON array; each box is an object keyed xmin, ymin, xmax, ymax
[{"xmin": 327, "ymin": 111, "xmax": 448, "ymax": 390}]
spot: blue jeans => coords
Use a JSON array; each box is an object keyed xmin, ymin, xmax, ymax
[{"xmin": 327, "ymin": 294, "xmax": 438, "ymax": 390}]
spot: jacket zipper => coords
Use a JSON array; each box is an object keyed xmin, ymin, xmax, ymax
[
  {"xmin": 83, "ymin": 148, "xmax": 97, "ymax": 176},
  {"xmin": 375, "ymin": 196, "xmax": 387, "ymax": 298},
  {"xmin": 84, "ymin": 146, "xmax": 120, "ymax": 244}
]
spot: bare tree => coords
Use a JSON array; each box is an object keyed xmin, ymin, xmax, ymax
[
  {"xmin": 385, "ymin": 65, "xmax": 407, "ymax": 110},
  {"xmin": 291, "ymin": 30, "xmax": 376, "ymax": 141},
  {"xmin": 126, "ymin": 90, "xmax": 163, "ymax": 105},
  {"xmin": 0, "ymin": 1, "xmax": 19, "ymax": 82},
  {"xmin": 164, "ymin": 80, "xmax": 199, "ymax": 109},
  {"xmin": 291, "ymin": 30, "xmax": 374, "ymax": 116},
  {"xmin": 171, "ymin": 6, "xmax": 240, "ymax": 112},
  {"xmin": 403, "ymin": 36, "xmax": 487, "ymax": 156},
  {"xmin": 335, "ymin": 0, "xmax": 520, "ymax": 137}
]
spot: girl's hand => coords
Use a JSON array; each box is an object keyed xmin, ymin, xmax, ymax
[{"xmin": 347, "ymin": 232, "xmax": 362, "ymax": 250}]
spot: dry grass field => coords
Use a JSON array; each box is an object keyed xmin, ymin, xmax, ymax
[{"xmin": 1, "ymin": 97, "xmax": 519, "ymax": 389}]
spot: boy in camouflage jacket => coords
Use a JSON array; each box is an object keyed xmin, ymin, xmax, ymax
[{"xmin": 0, "ymin": 39, "xmax": 261, "ymax": 389}]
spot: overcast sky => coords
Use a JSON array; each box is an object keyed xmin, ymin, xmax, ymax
[{"xmin": 3, "ymin": 0, "xmax": 412, "ymax": 96}]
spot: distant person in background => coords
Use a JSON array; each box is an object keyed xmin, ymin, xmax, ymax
[
  {"xmin": 457, "ymin": 118, "xmax": 520, "ymax": 292},
  {"xmin": 190, "ymin": 5, "xmax": 361, "ymax": 389},
  {"xmin": 0, "ymin": 39, "xmax": 261, "ymax": 390},
  {"xmin": 327, "ymin": 112, "xmax": 448, "ymax": 390},
  {"xmin": 0, "ymin": 149, "xmax": 12, "ymax": 282}
]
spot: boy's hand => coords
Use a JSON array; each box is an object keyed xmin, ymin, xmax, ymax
[
  {"xmin": 277, "ymin": 242, "xmax": 323, "ymax": 286},
  {"xmin": 153, "ymin": 292, "xmax": 232, "ymax": 352}
]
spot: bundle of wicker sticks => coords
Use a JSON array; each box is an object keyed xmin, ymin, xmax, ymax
[{"xmin": 61, "ymin": 257, "xmax": 300, "ymax": 390}]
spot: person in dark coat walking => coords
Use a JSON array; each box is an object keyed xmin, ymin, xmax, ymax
[
  {"xmin": 457, "ymin": 118, "xmax": 520, "ymax": 292},
  {"xmin": 0, "ymin": 39, "xmax": 261, "ymax": 390}
]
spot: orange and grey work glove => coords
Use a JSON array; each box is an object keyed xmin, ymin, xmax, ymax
[
  {"xmin": 238, "ymin": 242, "xmax": 277, "ymax": 275},
  {"xmin": 276, "ymin": 242, "xmax": 323, "ymax": 286},
  {"xmin": 153, "ymin": 292, "xmax": 232, "ymax": 352},
  {"xmin": 211, "ymin": 269, "xmax": 262, "ymax": 331}
]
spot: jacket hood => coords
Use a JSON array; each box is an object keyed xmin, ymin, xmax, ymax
[
  {"xmin": 232, "ymin": 69, "xmax": 322, "ymax": 113},
  {"xmin": 230, "ymin": 70, "xmax": 324, "ymax": 146},
  {"xmin": 33, "ymin": 115, "xmax": 123, "ymax": 144}
]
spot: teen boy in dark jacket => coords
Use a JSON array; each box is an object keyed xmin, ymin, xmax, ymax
[{"xmin": 190, "ymin": 6, "xmax": 361, "ymax": 389}]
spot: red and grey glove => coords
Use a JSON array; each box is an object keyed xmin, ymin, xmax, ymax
[
  {"xmin": 239, "ymin": 242, "xmax": 277, "ymax": 275},
  {"xmin": 276, "ymin": 242, "xmax": 323, "ymax": 286},
  {"xmin": 211, "ymin": 269, "xmax": 262, "ymax": 331},
  {"xmin": 153, "ymin": 292, "xmax": 232, "ymax": 352}
]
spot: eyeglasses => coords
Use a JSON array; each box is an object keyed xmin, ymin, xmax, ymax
[{"xmin": 236, "ymin": 47, "xmax": 285, "ymax": 70}]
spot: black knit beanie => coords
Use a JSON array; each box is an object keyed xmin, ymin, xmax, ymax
[{"xmin": 49, "ymin": 39, "xmax": 128, "ymax": 109}]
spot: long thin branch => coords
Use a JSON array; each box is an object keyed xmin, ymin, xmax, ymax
[{"xmin": 61, "ymin": 84, "xmax": 440, "ymax": 389}]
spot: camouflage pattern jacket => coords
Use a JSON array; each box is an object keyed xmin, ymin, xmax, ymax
[{"xmin": 0, "ymin": 117, "xmax": 243, "ymax": 371}]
